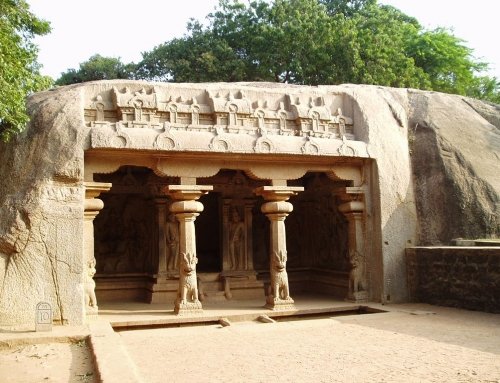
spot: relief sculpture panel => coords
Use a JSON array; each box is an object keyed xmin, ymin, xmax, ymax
[
  {"xmin": 84, "ymin": 85, "xmax": 358, "ymax": 149},
  {"xmin": 222, "ymin": 199, "xmax": 255, "ymax": 273},
  {"xmin": 94, "ymin": 194, "xmax": 155, "ymax": 275},
  {"xmin": 286, "ymin": 175, "xmax": 349, "ymax": 271}
]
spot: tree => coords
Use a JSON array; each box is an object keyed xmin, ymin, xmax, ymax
[
  {"xmin": 320, "ymin": 0, "xmax": 375, "ymax": 17},
  {"xmin": 406, "ymin": 28, "xmax": 486, "ymax": 95},
  {"xmin": 55, "ymin": 54, "xmax": 135, "ymax": 85},
  {"xmin": 136, "ymin": 22, "xmax": 248, "ymax": 82},
  {"xmin": 65, "ymin": 0, "xmax": 500, "ymax": 103},
  {"xmin": 136, "ymin": 0, "xmax": 364, "ymax": 85},
  {"xmin": 0, "ymin": 0, "xmax": 51, "ymax": 141},
  {"xmin": 136, "ymin": 0, "xmax": 428, "ymax": 87}
]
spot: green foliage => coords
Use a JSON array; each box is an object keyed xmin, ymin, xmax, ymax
[
  {"xmin": 466, "ymin": 76, "xmax": 500, "ymax": 104},
  {"xmin": 319, "ymin": 0, "xmax": 376, "ymax": 17},
  {"xmin": 0, "ymin": 0, "xmax": 52, "ymax": 141},
  {"xmin": 55, "ymin": 55, "xmax": 135, "ymax": 85},
  {"xmin": 350, "ymin": 4, "xmax": 429, "ymax": 88},
  {"xmin": 136, "ymin": 24, "xmax": 248, "ymax": 82},
  {"xmin": 406, "ymin": 28, "xmax": 483, "ymax": 95}
]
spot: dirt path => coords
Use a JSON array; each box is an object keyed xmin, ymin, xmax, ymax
[{"xmin": 120, "ymin": 307, "xmax": 500, "ymax": 383}]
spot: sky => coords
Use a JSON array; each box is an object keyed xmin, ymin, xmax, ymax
[{"xmin": 28, "ymin": 0, "xmax": 500, "ymax": 81}]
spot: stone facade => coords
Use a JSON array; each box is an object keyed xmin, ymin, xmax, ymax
[
  {"xmin": 0, "ymin": 80, "xmax": 497, "ymax": 326},
  {"xmin": 407, "ymin": 247, "xmax": 500, "ymax": 313}
]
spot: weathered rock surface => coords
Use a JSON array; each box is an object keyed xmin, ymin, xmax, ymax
[
  {"xmin": 0, "ymin": 87, "xmax": 87, "ymax": 326},
  {"xmin": 0, "ymin": 81, "xmax": 498, "ymax": 326},
  {"xmin": 407, "ymin": 90, "xmax": 499, "ymax": 244}
]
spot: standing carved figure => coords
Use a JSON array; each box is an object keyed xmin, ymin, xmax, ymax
[
  {"xmin": 349, "ymin": 249, "xmax": 366, "ymax": 295},
  {"xmin": 229, "ymin": 208, "xmax": 246, "ymax": 270},
  {"xmin": 268, "ymin": 250, "xmax": 293, "ymax": 305},
  {"xmin": 166, "ymin": 214, "xmax": 180, "ymax": 272},
  {"xmin": 178, "ymin": 252, "xmax": 200, "ymax": 305},
  {"xmin": 85, "ymin": 259, "xmax": 98, "ymax": 313}
]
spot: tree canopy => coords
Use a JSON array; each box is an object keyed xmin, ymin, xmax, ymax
[
  {"xmin": 55, "ymin": 54, "xmax": 136, "ymax": 86},
  {"xmin": 0, "ymin": 0, "xmax": 52, "ymax": 141},
  {"xmin": 47, "ymin": 0, "xmax": 500, "ymax": 105},
  {"xmin": 126, "ymin": 0, "xmax": 499, "ymax": 102}
]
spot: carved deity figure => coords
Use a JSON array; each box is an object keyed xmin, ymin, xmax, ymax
[
  {"xmin": 96, "ymin": 102, "xmax": 105, "ymax": 121},
  {"xmin": 178, "ymin": 252, "xmax": 200, "ymax": 305},
  {"xmin": 268, "ymin": 250, "xmax": 293, "ymax": 304},
  {"xmin": 228, "ymin": 104, "xmax": 238, "ymax": 125},
  {"xmin": 85, "ymin": 259, "xmax": 98, "ymax": 312},
  {"xmin": 166, "ymin": 214, "xmax": 180, "ymax": 272},
  {"xmin": 229, "ymin": 207, "xmax": 246, "ymax": 270},
  {"xmin": 349, "ymin": 249, "xmax": 366, "ymax": 295},
  {"xmin": 133, "ymin": 100, "xmax": 143, "ymax": 121}
]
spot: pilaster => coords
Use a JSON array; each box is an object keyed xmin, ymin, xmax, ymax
[
  {"xmin": 145, "ymin": 195, "xmax": 176, "ymax": 304},
  {"xmin": 337, "ymin": 187, "xmax": 367, "ymax": 302},
  {"xmin": 83, "ymin": 181, "xmax": 112, "ymax": 318}
]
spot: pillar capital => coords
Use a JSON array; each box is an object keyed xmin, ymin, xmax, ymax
[
  {"xmin": 254, "ymin": 186, "xmax": 303, "ymax": 202},
  {"xmin": 83, "ymin": 181, "xmax": 112, "ymax": 220},
  {"xmin": 84, "ymin": 181, "xmax": 112, "ymax": 200},
  {"xmin": 165, "ymin": 184, "xmax": 212, "ymax": 201},
  {"xmin": 338, "ymin": 201, "xmax": 365, "ymax": 214}
]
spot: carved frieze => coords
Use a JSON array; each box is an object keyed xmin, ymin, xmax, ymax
[{"xmin": 84, "ymin": 85, "xmax": 356, "ymax": 144}]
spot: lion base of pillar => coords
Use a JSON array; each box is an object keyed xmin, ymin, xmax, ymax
[
  {"xmin": 174, "ymin": 299, "xmax": 203, "ymax": 315},
  {"xmin": 265, "ymin": 297, "xmax": 296, "ymax": 311},
  {"xmin": 346, "ymin": 290, "xmax": 368, "ymax": 303},
  {"xmin": 85, "ymin": 306, "xmax": 99, "ymax": 321}
]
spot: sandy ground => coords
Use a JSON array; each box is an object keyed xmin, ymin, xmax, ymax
[
  {"xmin": 0, "ymin": 304, "xmax": 498, "ymax": 383},
  {"xmin": 119, "ymin": 305, "xmax": 500, "ymax": 383},
  {"xmin": 0, "ymin": 341, "xmax": 97, "ymax": 383}
]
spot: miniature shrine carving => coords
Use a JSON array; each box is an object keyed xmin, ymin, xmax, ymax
[{"xmin": 85, "ymin": 87, "xmax": 355, "ymax": 140}]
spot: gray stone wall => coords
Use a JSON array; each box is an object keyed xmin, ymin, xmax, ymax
[{"xmin": 406, "ymin": 247, "xmax": 500, "ymax": 313}]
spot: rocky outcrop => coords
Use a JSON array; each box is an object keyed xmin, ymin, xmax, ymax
[
  {"xmin": 0, "ymin": 87, "xmax": 87, "ymax": 325},
  {"xmin": 407, "ymin": 90, "xmax": 499, "ymax": 245}
]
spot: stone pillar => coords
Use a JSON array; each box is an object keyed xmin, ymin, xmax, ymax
[
  {"xmin": 337, "ymin": 187, "xmax": 367, "ymax": 302},
  {"xmin": 166, "ymin": 185, "xmax": 212, "ymax": 314},
  {"xmin": 83, "ymin": 181, "xmax": 112, "ymax": 317},
  {"xmin": 255, "ymin": 186, "xmax": 303, "ymax": 310}
]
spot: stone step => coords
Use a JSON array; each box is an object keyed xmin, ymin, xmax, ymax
[
  {"xmin": 199, "ymin": 280, "xmax": 223, "ymax": 291},
  {"xmin": 200, "ymin": 290, "xmax": 227, "ymax": 303}
]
